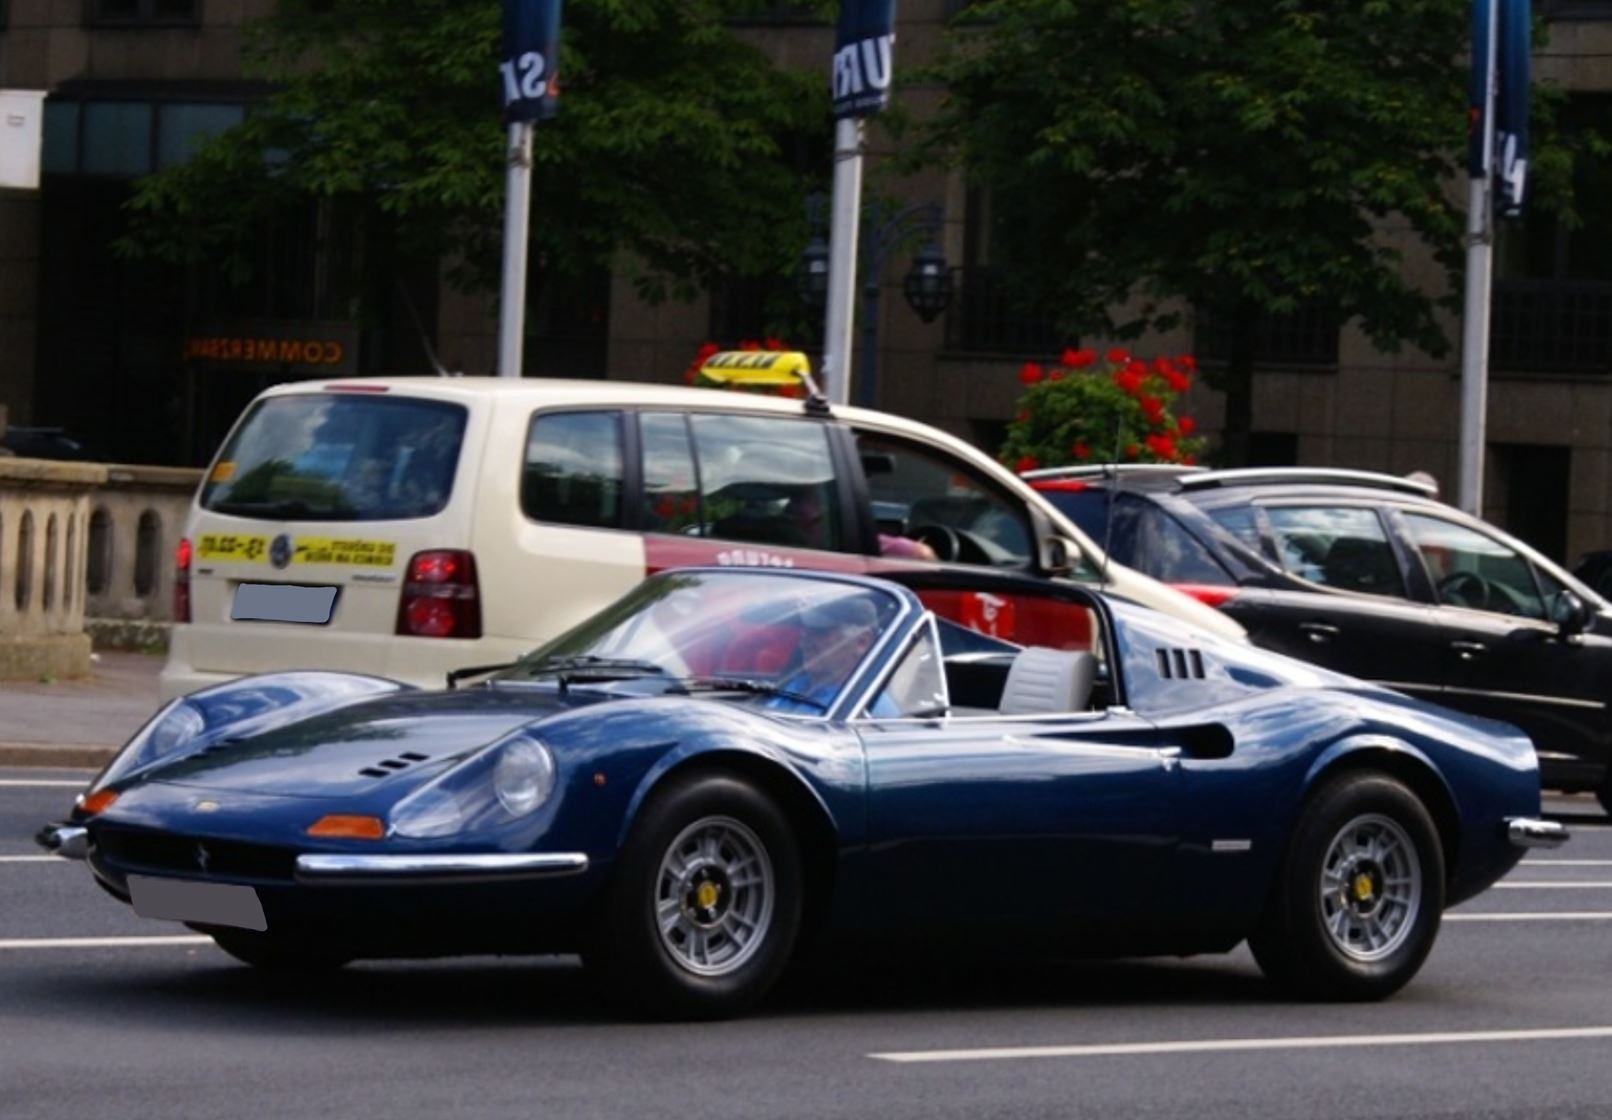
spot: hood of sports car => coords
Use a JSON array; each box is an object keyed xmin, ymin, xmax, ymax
[{"xmin": 142, "ymin": 688, "xmax": 592, "ymax": 800}]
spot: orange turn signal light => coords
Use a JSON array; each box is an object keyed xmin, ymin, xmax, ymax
[
  {"xmin": 306, "ymin": 814, "xmax": 386, "ymax": 840},
  {"xmin": 79, "ymin": 789, "xmax": 119, "ymax": 816}
]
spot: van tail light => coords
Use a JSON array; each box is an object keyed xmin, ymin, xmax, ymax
[
  {"xmin": 174, "ymin": 537, "xmax": 193, "ymax": 624},
  {"xmin": 396, "ymin": 550, "xmax": 482, "ymax": 639},
  {"xmin": 1170, "ymin": 583, "xmax": 1240, "ymax": 609}
]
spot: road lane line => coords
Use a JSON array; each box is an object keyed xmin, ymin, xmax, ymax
[
  {"xmin": 1494, "ymin": 881, "xmax": 1612, "ymax": 889},
  {"xmin": 0, "ymin": 855, "xmax": 59, "ymax": 863},
  {"xmin": 1521, "ymin": 859, "xmax": 1612, "ymax": 866},
  {"xmin": 1446, "ymin": 911, "xmax": 1612, "ymax": 921},
  {"xmin": 0, "ymin": 935, "xmax": 209, "ymax": 951},
  {"xmin": 0, "ymin": 779, "xmax": 86, "ymax": 788},
  {"xmin": 869, "ymin": 1025, "xmax": 1612, "ymax": 1064}
]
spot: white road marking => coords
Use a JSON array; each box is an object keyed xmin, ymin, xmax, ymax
[
  {"xmin": 0, "ymin": 935, "xmax": 209, "ymax": 951},
  {"xmin": 1521, "ymin": 859, "xmax": 1612, "ymax": 867},
  {"xmin": 1495, "ymin": 881, "xmax": 1612, "ymax": 889},
  {"xmin": 0, "ymin": 779, "xmax": 86, "ymax": 788},
  {"xmin": 1447, "ymin": 911, "xmax": 1612, "ymax": 922},
  {"xmin": 0, "ymin": 855, "xmax": 59, "ymax": 863},
  {"xmin": 869, "ymin": 1025, "xmax": 1612, "ymax": 1064}
]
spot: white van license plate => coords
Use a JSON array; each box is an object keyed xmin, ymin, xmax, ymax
[
  {"xmin": 128, "ymin": 875, "xmax": 267, "ymax": 931},
  {"xmin": 232, "ymin": 583, "xmax": 338, "ymax": 624}
]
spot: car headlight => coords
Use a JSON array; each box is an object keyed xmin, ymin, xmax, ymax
[
  {"xmin": 89, "ymin": 699, "xmax": 208, "ymax": 793},
  {"xmin": 390, "ymin": 732, "xmax": 558, "ymax": 839}
]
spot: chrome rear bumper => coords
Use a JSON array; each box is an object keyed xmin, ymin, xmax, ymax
[{"xmin": 1506, "ymin": 817, "xmax": 1570, "ymax": 850}]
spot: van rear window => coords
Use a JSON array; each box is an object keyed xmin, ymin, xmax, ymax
[{"xmin": 201, "ymin": 394, "xmax": 467, "ymax": 522}]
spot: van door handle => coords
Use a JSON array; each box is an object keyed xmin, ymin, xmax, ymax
[
  {"xmin": 1298, "ymin": 622, "xmax": 1340, "ymax": 644},
  {"xmin": 1451, "ymin": 639, "xmax": 1487, "ymax": 661}
]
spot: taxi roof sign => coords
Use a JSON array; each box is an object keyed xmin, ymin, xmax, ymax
[{"xmin": 697, "ymin": 350, "xmax": 813, "ymax": 387}]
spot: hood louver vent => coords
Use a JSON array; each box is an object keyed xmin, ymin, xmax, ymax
[
  {"xmin": 1155, "ymin": 648, "xmax": 1207, "ymax": 680},
  {"xmin": 358, "ymin": 751, "xmax": 432, "ymax": 779}
]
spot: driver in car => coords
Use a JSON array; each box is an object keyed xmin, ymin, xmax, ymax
[{"xmin": 768, "ymin": 596, "xmax": 884, "ymax": 714}]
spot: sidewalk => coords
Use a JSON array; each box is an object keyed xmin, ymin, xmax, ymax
[{"xmin": 0, "ymin": 651, "xmax": 164, "ymax": 767}]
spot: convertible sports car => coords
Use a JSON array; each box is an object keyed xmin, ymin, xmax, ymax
[{"xmin": 41, "ymin": 567, "xmax": 1566, "ymax": 1018}]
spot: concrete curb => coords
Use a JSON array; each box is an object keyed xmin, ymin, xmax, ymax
[{"xmin": 0, "ymin": 742, "xmax": 116, "ymax": 769}]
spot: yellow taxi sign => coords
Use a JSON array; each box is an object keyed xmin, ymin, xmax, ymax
[{"xmin": 697, "ymin": 350, "xmax": 812, "ymax": 388}]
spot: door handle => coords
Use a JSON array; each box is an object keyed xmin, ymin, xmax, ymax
[
  {"xmin": 1298, "ymin": 622, "xmax": 1340, "ymax": 644},
  {"xmin": 1450, "ymin": 639, "xmax": 1487, "ymax": 661}
]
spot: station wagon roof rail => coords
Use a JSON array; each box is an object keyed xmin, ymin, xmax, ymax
[{"xmin": 1176, "ymin": 467, "xmax": 1438, "ymax": 497}]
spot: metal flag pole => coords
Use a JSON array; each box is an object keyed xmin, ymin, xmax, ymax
[
  {"xmin": 1458, "ymin": 0, "xmax": 1500, "ymax": 515},
  {"xmin": 497, "ymin": 121, "xmax": 535, "ymax": 379},
  {"xmin": 823, "ymin": 116, "xmax": 865, "ymax": 406}
]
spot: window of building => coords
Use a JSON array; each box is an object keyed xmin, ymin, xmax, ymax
[
  {"xmin": 522, "ymin": 411, "xmax": 625, "ymax": 529},
  {"xmin": 43, "ymin": 96, "xmax": 244, "ymax": 178},
  {"xmin": 1264, "ymin": 506, "xmax": 1405, "ymax": 598},
  {"xmin": 86, "ymin": 0, "xmax": 200, "ymax": 26}
]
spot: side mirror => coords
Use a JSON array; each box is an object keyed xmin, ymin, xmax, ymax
[
  {"xmin": 1551, "ymin": 589, "xmax": 1595, "ymax": 637},
  {"xmin": 1039, "ymin": 534, "xmax": 1076, "ymax": 577}
]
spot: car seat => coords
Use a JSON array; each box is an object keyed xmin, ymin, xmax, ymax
[{"xmin": 999, "ymin": 648, "xmax": 1098, "ymax": 715}]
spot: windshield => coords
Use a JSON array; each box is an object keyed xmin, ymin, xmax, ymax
[
  {"xmin": 498, "ymin": 572, "xmax": 905, "ymax": 713},
  {"xmin": 201, "ymin": 393, "xmax": 468, "ymax": 522}
]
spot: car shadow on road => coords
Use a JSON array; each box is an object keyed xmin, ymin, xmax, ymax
[{"xmin": 10, "ymin": 947, "xmax": 1277, "ymax": 1031}]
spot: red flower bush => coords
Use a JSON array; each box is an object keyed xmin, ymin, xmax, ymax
[{"xmin": 1000, "ymin": 348, "xmax": 1207, "ymax": 469}]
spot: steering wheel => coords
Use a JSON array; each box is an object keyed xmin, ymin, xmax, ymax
[
  {"xmin": 909, "ymin": 524, "xmax": 962, "ymax": 562},
  {"xmin": 1437, "ymin": 570, "xmax": 1491, "ymax": 611}
]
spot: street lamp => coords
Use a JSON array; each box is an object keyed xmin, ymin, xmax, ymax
[{"xmin": 800, "ymin": 196, "xmax": 951, "ymax": 408}]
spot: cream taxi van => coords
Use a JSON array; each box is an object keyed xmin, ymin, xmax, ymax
[{"xmin": 162, "ymin": 363, "xmax": 1242, "ymax": 699}]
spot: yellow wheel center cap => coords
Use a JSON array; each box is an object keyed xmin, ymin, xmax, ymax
[
  {"xmin": 696, "ymin": 881, "xmax": 721, "ymax": 910},
  {"xmin": 1353, "ymin": 873, "xmax": 1375, "ymax": 902}
]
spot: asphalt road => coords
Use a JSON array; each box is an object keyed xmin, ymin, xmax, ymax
[{"xmin": 4, "ymin": 769, "xmax": 1611, "ymax": 1120}]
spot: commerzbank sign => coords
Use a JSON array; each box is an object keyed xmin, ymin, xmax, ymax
[{"xmin": 185, "ymin": 322, "xmax": 360, "ymax": 375}]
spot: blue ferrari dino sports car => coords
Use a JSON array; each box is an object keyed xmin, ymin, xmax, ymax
[{"xmin": 41, "ymin": 567, "xmax": 1565, "ymax": 1017}]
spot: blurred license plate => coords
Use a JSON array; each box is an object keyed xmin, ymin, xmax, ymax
[
  {"xmin": 128, "ymin": 875, "xmax": 267, "ymax": 931},
  {"xmin": 232, "ymin": 583, "xmax": 338, "ymax": 624}
]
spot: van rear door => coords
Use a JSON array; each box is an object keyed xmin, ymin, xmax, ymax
[{"xmin": 179, "ymin": 388, "xmax": 479, "ymax": 681}]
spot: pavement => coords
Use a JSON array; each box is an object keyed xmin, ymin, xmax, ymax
[{"xmin": 0, "ymin": 651, "xmax": 163, "ymax": 768}]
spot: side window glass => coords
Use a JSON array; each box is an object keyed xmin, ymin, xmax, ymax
[
  {"xmin": 857, "ymin": 431, "xmax": 1032, "ymax": 568},
  {"xmin": 689, "ymin": 414, "xmax": 843, "ymax": 551},
  {"xmin": 1265, "ymin": 506, "xmax": 1405, "ymax": 598},
  {"xmin": 521, "ymin": 411, "xmax": 623, "ymax": 529},
  {"xmin": 1404, "ymin": 515, "xmax": 1546, "ymax": 619},
  {"xmin": 1134, "ymin": 506, "xmax": 1233, "ymax": 584},
  {"xmin": 867, "ymin": 624, "xmax": 948, "ymax": 719},
  {"xmin": 1207, "ymin": 504, "xmax": 1264, "ymax": 556},
  {"xmin": 640, "ymin": 413, "xmax": 701, "ymax": 534}
]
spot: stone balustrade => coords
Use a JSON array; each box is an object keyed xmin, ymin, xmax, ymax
[{"xmin": 0, "ymin": 458, "xmax": 203, "ymax": 679}]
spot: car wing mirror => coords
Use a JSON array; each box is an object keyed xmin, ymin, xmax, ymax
[
  {"xmin": 1040, "ymin": 534, "xmax": 1076, "ymax": 577},
  {"xmin": 1551, "ymin": 590, "xmax": 1595, "ymax": 637}
]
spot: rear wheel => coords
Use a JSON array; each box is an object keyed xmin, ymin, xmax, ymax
[
  {"xmin": 208, "ymin": 929, "xmax": 351, "ymax": 973},
  {"xmin": 588, "ymin": 773, "xmax": 802, "ymax": 1020},
  {"xmin": 1249, "ymin": 773, "xmax": 1443, "ymax": 1001},
  {"xmin": 1595, "ymin": 777, "xmax": 1612, "ymax": 819}
]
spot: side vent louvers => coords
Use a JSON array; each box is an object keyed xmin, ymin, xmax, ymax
[
  {"xmin": 357, "ymin": 752, "xmax": 432, "ymax": 779},
  {"xmin": 1155, "ymin": 648, "xmax": 1207, "ymax": 680}
]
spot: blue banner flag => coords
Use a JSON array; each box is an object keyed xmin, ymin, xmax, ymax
[
  {"xmin": 501, "ymin": 0, "xmax": 562, "ymax": 123},
  {"xmin": 1468, "ymin": 0, "xmax": 1530, "ymax": 216},
  {"xmin": 832, "ymin": 0, "xmax": 897, "ymax": 120}
]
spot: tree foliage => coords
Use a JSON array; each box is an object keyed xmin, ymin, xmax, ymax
[
  {"xmin": 123, "ymin": 0, "xmax": 831, "ymax": 299},
  {"xmin": 919, "ymin": 0, "xmax": 1572, "ymax": 461}
]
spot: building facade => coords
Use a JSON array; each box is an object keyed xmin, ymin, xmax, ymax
[{"xmin": 1, "ymin": 1, "xmax": 1610, "ymax": 565}]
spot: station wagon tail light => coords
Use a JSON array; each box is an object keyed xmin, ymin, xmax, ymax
[
  {"xmin": 1170, "ymin": 583, "xmax": 1240, "ymax": 609},
  {"xmin": 174, "ymin": 537, "xmax": 192, "ymax": 624},
  {"xmin": 396, "ymin": 550, "xmax": 482, "ymax": 639}
]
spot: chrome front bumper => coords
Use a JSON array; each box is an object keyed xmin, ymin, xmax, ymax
[
  {"xmin": 293, "ymin": 852, "xmax": 589, "ymax": 884},
  {"xmin": 35, "ymin": 822, "xmax": 88, "ymax": 860},
  {"xmin": 1506, "ymin": 817, "xmax": 1570, "ymax": 850}
]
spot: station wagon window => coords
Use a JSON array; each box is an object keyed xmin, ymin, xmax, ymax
[
  {"xmin": 866, "ymin": 624, "xmax": 948, "ymax": 719},
  {"xmin": 1206, "ymin": 504, "xmax": 1264, "ymax": 555},
  {"xmin": 855, "ymin": 431, "xmax": 1032, "ymax": 568},
  {"xmin": 1264, "ymin": 506, "xmax": 1405, "ymax": 598},
  {"xmin": 689, "ymin": 414, "xmax": 843, "ymax": 551},
  {"xmin": 640, "ymin": 413, "xmax": 701, "ymax": 534},
  {"xmin": 1127, "ymin": 505, "xmax": 1233, "ymax": 585},
  {"xmin": 1403, "ymin": 515, "xmax": 1546, "ymax": 619},
  {"xmin": 522, "ymin": 411, "xmax": 624, "ymax": 529}
]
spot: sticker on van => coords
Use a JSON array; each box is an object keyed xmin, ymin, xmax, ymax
[{"xmin": 195, "ymin": 533, "xmax": 395, "ymax": 567}]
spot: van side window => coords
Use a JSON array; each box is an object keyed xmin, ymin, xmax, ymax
[
  {"xmin": 855, "ymin": 431, "xmax": 1032, "ymax": 568},
  {"xmin": 640, "ymin": 413, "xmax": 701, "ymax": 534},
  {"xmin": 522, "ymin": 411, "xmax": 624, "ymax": 529},
  {"xmin": 689, "ymin": 414, "xmax": 843, "ymax": 551}
]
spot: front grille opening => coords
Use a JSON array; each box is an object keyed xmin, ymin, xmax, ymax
[{"xmin": 97, "ymin": 828, "xmax": 296, "ymax": 881}]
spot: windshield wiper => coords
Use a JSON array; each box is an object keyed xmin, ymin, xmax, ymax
[
  {"xmin": 674, "ymin": 677, "xmax": 829, "ymax": 712},
  {"xmin": 513, "ymin": 654, "xmax": 672, "ymax": 687},
  {"xmin": 446, "ymin": 661, "xmax": 519, "ymax": 689}
]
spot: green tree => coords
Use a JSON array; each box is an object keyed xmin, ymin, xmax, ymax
[
  {"xmin": 919, "ymin": 0, "xmax": 1572, "ymax": 464},
  {"xmin": 123, "ymin": 0, "xmax": 830, "ymax": 310}
]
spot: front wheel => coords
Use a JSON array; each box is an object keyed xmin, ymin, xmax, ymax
[
  {"xmin": 588, "ymin": 773, "xmax": 802, "ymax": 1020},
  {"xmin": 1249, "ymin": 773, "xmax": 1444, "ymax": 1001}
]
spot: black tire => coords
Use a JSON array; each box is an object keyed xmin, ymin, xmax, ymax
[
  {"xmin": 208, "ymin": 930, "xmax": 351, "ymax": 973},
  {"xmin": 1249, "ymin": 773, "xmax": 1444, "ymax": 1001},
  {"xmin": 589, "ymin": 773, "xmax": 803, "ymax": 1020},
  {"xmin": 1596, "ymin": 777, "xmax": 1612, "ymax": 819}
]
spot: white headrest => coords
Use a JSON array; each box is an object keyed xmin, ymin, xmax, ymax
[{"xmin": 999, "ymin": 648, "xmax": 1098, "ymax": 716}]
